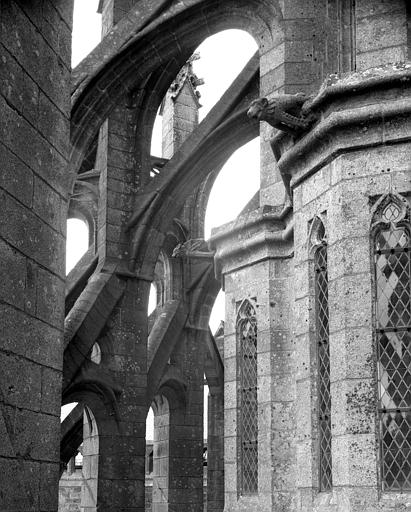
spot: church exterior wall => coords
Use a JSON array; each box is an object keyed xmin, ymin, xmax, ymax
[
  {"xmin": 212, "ymin": 51, "xmax": 411, "ymax": 512},
  {"xmin": 293, "ymin": 144, "xmax": 411, "ymax": 512},
  {"xmin": 0, "ymin": 2, "xmax": 73, "ymax": 510},
  {"xmin": 0, "ymin": 1, "xmax": 410, "ymax": 511}
]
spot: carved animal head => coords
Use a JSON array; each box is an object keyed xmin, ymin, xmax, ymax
[
  {"xmin": 247, "ymin": 97, "xmax": 269, "ymax": 121},
  {"xmin": 172, "ymin": 243, "xmax": 185, "ymax": 257}
]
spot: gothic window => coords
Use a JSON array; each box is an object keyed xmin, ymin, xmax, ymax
[
  {"xmin": 312, "ymin": 219, "xmax": 333, "ymax": 491},
  {"xmin": 373, "ymin": 196, "xmax": 411, "ymax": 491},
  {"xmin": 237, "ymin": 299, "xmax": 258, "ymax": 495}
]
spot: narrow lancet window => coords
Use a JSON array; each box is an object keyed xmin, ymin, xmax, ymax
[
  {"xmin": 237, "ymin": 299, "xmax": 258, "ymax": 494},
  {"xmin": 374, "ymin": 200, "xmax": 411, "ymax": 491},
  {"xmin": 315, "ymin": 239, "xmax": 333, "ymax": 491}
]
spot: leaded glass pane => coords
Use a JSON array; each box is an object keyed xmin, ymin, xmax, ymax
[
  {"xmin": 381, "ymin": 411, "xmax": 411, "ymax": 491},
  {"xmin": 375, "ymin": 230, "xmax": 411, "ymax": 329},
  {"xmin": 375, "ymin": 222, "xmax": 411, "ymax": 491},
  {"xmin": 315, "ymin": 245, "xmax": 333, "ymax": 491},
  {"xmin": 378, "ymin": 331, "xmax": 411, "ymax": 410},
  {"xmin": 237, "ymin": 301, "xmax": 258, "ymax": 495}
]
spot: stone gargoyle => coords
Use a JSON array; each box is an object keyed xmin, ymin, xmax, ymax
[
  {"xmin": 172, "ymin": 239, "xmax": 215, "ymax": 259},
  {"xmin": 247, "ymin": 93, "xmax": 315, "ymax": 136}
]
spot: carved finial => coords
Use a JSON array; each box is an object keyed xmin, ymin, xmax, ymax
[{"xmin": 169, "ymin": 53, "xmax": 204, "ymax": 103}]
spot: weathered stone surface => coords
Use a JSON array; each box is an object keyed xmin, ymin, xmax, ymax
[{"xmin": 1, "ymin": 2, "xmax": 411, "ymax": 512}]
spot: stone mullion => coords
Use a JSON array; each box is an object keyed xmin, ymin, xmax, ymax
[
  {"xmin": 293, "ymin": 253, "xmax": 319, "ymax": 501},
  {"xmin": 221, "ymin": 326, "xmax": 238, "ymax": 511},
  {"xmin": 327, "ymin": 186, "xmax": 376, "ymax": 503},
  {"xmin": 95, "ymin": 279, "xmax": 149, "ymax": 512},
  {"xmin": 267, "ymin": 268, "xmax": 296, "ymax": 512},
  {"xmin": 256, "ymin": 276, "xmax": 276, "ymax": 510},
  {"xmin": 206, "ymin": 390, "xmax": 224, "ymax": 512}
]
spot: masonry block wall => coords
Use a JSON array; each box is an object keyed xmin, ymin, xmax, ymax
[
  {"xmin": 211, "ymin": 207, "xmax": 296, "ymax": 512},
  {"xmin": 292, "ymin": 113, "xmax": 411, "ymax": 512},
  {"xmin": 221, "ymin": 257, "xmax": 295, "ymax": 512},
  {"xmin": 259, "ymin": 0, "xmax": 343, "ymax": 209},
  {"xmin": 211, "ymin": 2, "xmax": 411, "ymax": 512},
  {"xmin": 0, "ymin": 2, "xmax": 73, "ymax": 510},
  {"xmin": 1, "ymin": 1, "xmax": 410, "ymax": 511},
  {"xmin": 355, "ymin": 0, "xmax": 408, "ymax": 69}
]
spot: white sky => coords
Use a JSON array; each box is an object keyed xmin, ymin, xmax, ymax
[{"xmin": 67, "ymin": 1, "xmax": 260, "ymax": 435}]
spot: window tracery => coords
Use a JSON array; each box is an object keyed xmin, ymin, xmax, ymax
[{"xmin": 237, "ymin": 299, "xmax": 258, "ymax": 495}]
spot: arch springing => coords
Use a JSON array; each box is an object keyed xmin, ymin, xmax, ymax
[{"xmin": 237, "ymin": 299, "xmax": 258, "ymax": 495}]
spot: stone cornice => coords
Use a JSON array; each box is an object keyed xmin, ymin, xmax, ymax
[
  {"xmin": 271, "ymin": 62, "xmax": 411, "ymax": 194},
  {"xmin": 209, "ymin": 205, "xmax": 293, "ymax": 278},
  {"xmin": 307, "ymin": 62, "xmax": 411, "ymax": 112}
]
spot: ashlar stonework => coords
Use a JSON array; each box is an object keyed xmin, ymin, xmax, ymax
[{"xmin": 0, "ymin": 1, "xmax": 410, "ymax": 512}]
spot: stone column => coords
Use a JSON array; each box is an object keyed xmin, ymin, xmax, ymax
[
  {"xmin": 0, "ymin": 2, "xmax": 73, "ymax": 510},
  {"xmin": 148, "ymin": 51, "xmax": 205, "ymax": 512},
  {"xmin": 166, "ymin": 326, "xmax": 205, "ymax": 512},
  {"xmin": 86, "ymin": 3, "xmax": 149, "ymax": 509}
]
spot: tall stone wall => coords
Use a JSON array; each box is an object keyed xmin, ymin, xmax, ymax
[
  {"xmin": 291, "ymin": 78, "xmax": 411, "ymax": 510},
  {"xmin": 211, "ymin": 2, "xmax": 411, "ymax": 511},
  {"xmin": 211, "ymin": 213, "xmax": 295, "ymax": 512},
  {"xmin": 0, "ymin": 2, "xmax": 73, "ymax": 510}
]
